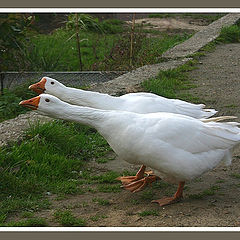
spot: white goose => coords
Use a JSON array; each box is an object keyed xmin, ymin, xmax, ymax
[
  {"xmin": 29, "ymin": 77, "xmax": 218, "ymax": 186},
  {"xmin": 29, "ymin": 77, "xmax": 217, "ymax": 119},
  {"xmin": 20, "ymin": 94, "xmax": 240, "ymax": 206}
]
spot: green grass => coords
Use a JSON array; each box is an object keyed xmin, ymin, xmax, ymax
[
  {"xmin": 0, "ymin": 120, "xmax": 111, "ymax": 224},
  {"xmin": 192, "ymin": 24, "xmax": 240, "ymax": 60},
  {"xmin": 224, "ymin": 104, "xmax": 238, "ymax": 108},
  {"xmin": 96, "ymin": 157, "xmax": 114, "ymax": 164},
  {"xmin": 87, "ymin": 171, "xmax": 120, "ymax": 184},
  {"xmin": 217, "ymin": 25, "xmax": 240, "ymax": 43},
  {"xmin": 0, "ymin": 82, "xmax": 37, "ymax": 122},
  {"xmin": 215, "ymin": 179, "xmax": 225, "ymax": 184},
  {"xmin": 92, "ymin": 197, "xmax": 110, "ymax": 206},
  {"xmin": 90, "ymin": 214, "xmax": 107, "ymax": 222},
  {"xmin": 142, "ymin": 60, "xmax": 199, "ymax": 102},
  {"xmin": 188, "ymin": 186, "xmax": 221, "ymax": 200},
  {"xmin": 139, "ymin": 210, "xmax": 159, "ymax": 217},
  {"xmin": 54, "ymin": 209, "xmax": 86, "ymax": 226},
  {"xmin": 230, "ymin": 173, "xmax": 240, "ymax": 179},
  {"xmin": 140, "ymin": 190, "xmax": 155, "ymax": 201},
  {"xmin": 20, "ymin": 24, "xmax": 191, "ymax": 72},
  {"xmin": 100, "ymin": 32, "xmax": 190, "ymax": 71},
  {"xmin": 0, "ymin": 217, "xmax": 48, "ymax": 227},
  {"xmin": 190, "ymin": 24, "xmax": 240, "ymax": 60},
  {"xmin": 20, "ymin": 211, "xmax": 35, "ymax": 218},
  {"xmin": 24, "ymin": 28, "xmax": 122, "ymax": 71}
]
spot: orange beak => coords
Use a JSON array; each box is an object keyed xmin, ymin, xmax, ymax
[
  {"xmin": 29, "ymin": 78, "xmax": 47, "ymax": 94},
  {"xmin": 19, "ymin": 96, "xmax": 40, "ymax": 110}
]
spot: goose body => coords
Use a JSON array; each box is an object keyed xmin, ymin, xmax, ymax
[
  {"xmin": 20, "ymin": 94, "xmax": 240, "ymax": 205},
  {"xmin": 29, "ymin": 77, "xmax": 217, "ymax": 119}
]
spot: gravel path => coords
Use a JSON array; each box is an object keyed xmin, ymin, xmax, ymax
[
  {"xmin": 162, "ymin": 13, "xmax": 240, "ymax": 59},
  {"xmin": 187, "ymin": 43, "xmax": 240, "ymax": 118}
]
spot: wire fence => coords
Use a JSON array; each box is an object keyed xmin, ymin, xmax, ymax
[{"xmin": 1, "ymin": 71, "xmax": 127, "ymax": 90}]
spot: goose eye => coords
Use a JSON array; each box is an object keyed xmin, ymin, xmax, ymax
[
  {"xmin": 51, "ymin": 82, "xmax": 54, "ymax": 85},
  {"xmin": 45, "ymin": 99, "xmax": 50, "ymax": 102}
]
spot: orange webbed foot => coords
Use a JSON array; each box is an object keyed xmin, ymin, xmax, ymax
[
  {"xmin": 151, "ymin": 181, "xmax": 185, "ymax": 206},
  {"xmin": 123, "ymin": 175, "xmax": 160, "ymax": 193},
  {"xmin": 116, "ymin": 170, "xmax": 154, "ymax": 185},
  {"xmin": 151, "ymin": 196, "xmax": 182, "ymax": 207}
]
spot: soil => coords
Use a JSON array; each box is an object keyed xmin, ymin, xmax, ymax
[
  {"xmin": 131, "ymin": 17, "xmax": 208, "ymax": 34},
  {"xmin": 2, "ymin": 18, "xmax": 240, "ymax": 227}
]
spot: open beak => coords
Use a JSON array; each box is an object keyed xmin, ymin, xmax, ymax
[
  {"xmin": 29, "ymin": 78, "xmax": 46, "ymax": 94},
  {"xmin": 19, "ymin": 96, "xmax": 40, "ymax": 110}
]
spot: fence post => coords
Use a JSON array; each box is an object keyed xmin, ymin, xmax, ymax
[
  {"xmin": 130, "ymin": 13, "xmax": 136, "ymax": 68},
  {"xmin": 75, "ymin": 13, "xmax": 83, "ymax": 71}
]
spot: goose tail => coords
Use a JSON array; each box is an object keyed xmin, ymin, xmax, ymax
[
  {"xmin": 201, "ymin": 108, "xmax": 218, "ymax": 118},
  {"xmin": 201, "ymin": 116, "xmax": 238, "ymax": 123}
]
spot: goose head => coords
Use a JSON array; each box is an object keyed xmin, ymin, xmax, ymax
[
  {"xmin": 29, "ymin": 77, "xmax": 66, "ymax": 95},
  {"xmin": 19, "ymin": 94, "xmax": 67, "ymax": 118}
]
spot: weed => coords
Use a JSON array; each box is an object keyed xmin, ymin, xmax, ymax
[
  {"xmin": 0, "ymin": 214, "xmax": 7, "ymax": 224},
  {"xmin": 0, "ymin": 217, "xmax": 48, "ymax": 227},
  {"xmin": 139, "ymin": 210, "xmax": 159, "ymax": 217},
  {"xmin": 90, "ymin": 214, "xmax": 107, "ymax": 222},
  {"xmin": 215, "ymin": 179, "xmax": 225, "ymax": 184},
  {"xmin": 92, "ymin": 197, "xmax": 110, "ymax": 206},
  {"xmin": 130, "ymin": 199, "xmax": 141, "ymax": 205},
  {"xmin": 96, "ymin": 158, "xmax": 109, "ymax": 164},
  {"xmin": 218, "ymin": 25, "xmax": 240, "ymax": 43},
  {"xmin": 55, "ymin": 181, "xmax": 85, "ymax": 195},
  {"xmin": 20, "ymin": 211, "xmax": 34, "ymax": 218},
  {"xmin": 54, "ymin": 209, "xmax": 86, "ymax": 227},
  {"xmin": 230, "ymin": 173, "xmax": 240, "ymax": 179},
  {"xmin": 121, "ymin": 170, "xmax": 137, "ymax": 176},
  {"xmin": 224, "ymin": 104, "xmax": 238, "ymax": 108},
  {"xmin": 151, "ymin": 181, "xmax": 171, "ymax": 189},
  {"xmin": 99, "ymin": 19, "xmax": 125, "ymax": 34},
  {"xmin": 188, "ymin": 186, "xmax": 220, "ymax": 199},
  {"xmin": 140, "ymin": 190, "xmax": 155, "ymax": 201},
  {"xmin": 89, "ymin": 171, "xmax": 120, "ymax": 184},
  {"xmin": 98, "ymin": 32, "xmax": 190, "ymax": 71},
  {"xmin": 142, "ymin": 60, "xmax": 198, "ymax": 102},
  {"xmin": 194, "ymin": 178, "xmax": 203, "ymax": 183}
]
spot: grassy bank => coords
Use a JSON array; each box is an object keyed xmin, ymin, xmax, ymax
[
  {"xmin": 23, "ymin": 28, "xmax": 190, "ymax": 71},
  {"xmin": 0, "ymin": 120, "xmax": 118, "ymax": 226},
  {"xmin": 142, "ymin": 60, "xmax": 199, "ymax": 103}
]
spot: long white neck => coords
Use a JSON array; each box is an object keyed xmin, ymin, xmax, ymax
[
  {"xmin": 52, "ymin": 86, "xmax": 121, "ymax": 110},
  {"xmin": 46, "ymin": 103, "xmax": 109, "ymax": 130}
]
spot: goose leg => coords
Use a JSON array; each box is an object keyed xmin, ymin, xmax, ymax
[
  {"xmin": 116, "ymin": 165, "xmax": 147, "ymax": 184},
  {"xmin": 151, "ymin": 181, "xmax": 185, "ymax": 206}
]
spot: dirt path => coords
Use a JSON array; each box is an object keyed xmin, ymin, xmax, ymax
[{"xmin": 30, "ymin": 43, "xmax": 240, "ymax": 227}]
